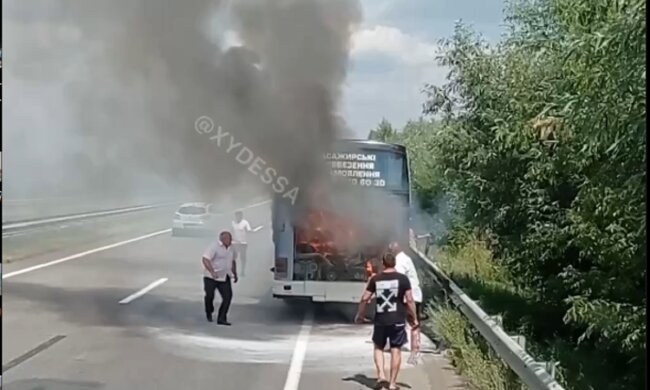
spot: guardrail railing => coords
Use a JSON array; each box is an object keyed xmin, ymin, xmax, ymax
[
  {"xmin": 409, "ymin": 235, "xmax": 565, "ymax": 390},
  {"xmin": 2, "ymin": 203, "xmax": 175, "ymax": 231}
]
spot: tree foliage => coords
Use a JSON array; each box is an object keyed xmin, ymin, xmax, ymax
[
  {"xmin": 393, "ymin": 0, "xmax": 645, "ymax": 388},
  {"xmin": 367, "ymin": 118, "xmax": 397, "ymax": 142}
]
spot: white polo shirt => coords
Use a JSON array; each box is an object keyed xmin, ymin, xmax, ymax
[
  {"xmin": 395, "ymin": 251, "xmax": 423, "ymax": 303},
  {"xmin": 232, "ymin": 219, "xmax": 252, "ymax": 244},
  {"xmin": 203, "ymin": 240, "xmax": 237, "ymax": 281}
]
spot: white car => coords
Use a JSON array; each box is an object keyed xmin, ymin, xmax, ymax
[{"xmin": 172, "ymin": 202, "xmax": 216, "ymax": 237}]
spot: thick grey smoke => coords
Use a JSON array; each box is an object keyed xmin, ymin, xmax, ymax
[
  {"xmin": 4, "ymin": 0, "xmax": 362, "ymax": 203},
  {"xmin": 5, "ymin": 0, "xmax": 409, "ymax": 250}
]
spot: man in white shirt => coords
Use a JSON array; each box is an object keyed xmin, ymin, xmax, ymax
[
  {"xmin": 389, "ymin": 241, "xmax": 426, "ymax": 321},
  {"xmin": 202, "ymin": 231, "xmax": 238, "ymax": 325},
  {"xmin": 232, "ymin": 210, "xmax": 253, "ymax": 276}
]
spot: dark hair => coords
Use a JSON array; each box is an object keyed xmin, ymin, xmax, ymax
[
  {"xmin": 382, "ymin": 251, "xmax": 396, "ymax": 268},
  {"xmin": 219, "ymin": 231, "xmax": 232, "ymax": 240}
]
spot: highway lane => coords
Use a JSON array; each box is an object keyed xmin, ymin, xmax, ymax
[
  {"xmin": 2, "ymin": 197, "xmax": 265, "ymax": 265},
  {"xmin": 2, "ymin": 197, "xmax": 177, "ymax": 224},
  {"xmin": 2, "ymin": 206, "xmax": 178, "ymax": 265},
  {"xmin": 2, "ymin": 201, "xmax": 463, "ymax": 390}
]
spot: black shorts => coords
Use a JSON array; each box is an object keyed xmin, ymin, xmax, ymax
[{"xmin": 372, "ymin": 323, "xmax": 408, "ymax": 349}]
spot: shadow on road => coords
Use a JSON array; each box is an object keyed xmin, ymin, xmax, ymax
[
  {"xmin": 4, "ymin": 280, "xmax": 368, "ymax": 343},
  {"xmin": 342, "ymin": 374, "xmax": 411, "ymax": 389},
  {"xmin": 3, "ymin": 378, "xmax": 105, "ymax": 390},
  {"xmin": 4, "ymin": 281, "xmax": 305, "ymax": 342}
]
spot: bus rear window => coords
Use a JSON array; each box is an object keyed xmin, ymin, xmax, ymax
[{"xmin": 325, "ymin": 149, "xmax": 408, "ymax": 191}]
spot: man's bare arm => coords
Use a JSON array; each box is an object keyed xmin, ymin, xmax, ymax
[
  {"xmin": 202, "ymin": 257, "xmax": 217, "ymax": 278},
  {"xmin": 355, "ymin": 290, "xmax": 374, "ymax": 323},
  {"xmin": 405, "ymin": 290, "xmax": 419, "ymax": 327}
]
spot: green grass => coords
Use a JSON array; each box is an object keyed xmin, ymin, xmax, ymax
[
  {"xmin": 416, "ymin": 248, "xmax": 523, "ymax": 390},
  {"xmin": 427, "ymin": 305, "xmax": 520, "ymax": 390},
  {"xmin": 432, "ymin": 239, "xmax": 510, "ymax": 285}
]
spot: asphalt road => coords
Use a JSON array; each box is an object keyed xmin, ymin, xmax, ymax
[
  {"xmin": 2, "ymin": 196, "xmax": 177, "ymax": 224},
  {"xmin": 2, "ymin": 200, "xmax": 463, "ymax": 390}
]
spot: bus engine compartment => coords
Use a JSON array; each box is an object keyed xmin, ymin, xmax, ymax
[{"xmin": 292, "ymin": 209, "xmax": 385, "ymax": 282}]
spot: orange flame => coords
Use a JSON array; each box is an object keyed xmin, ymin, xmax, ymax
[
  {"xmin": 295, "ymin": 205, "xmax": 388, "ymax": 282},
  {"xmin": 296, "ymin": 209, "xmax": 361, "ymax": 256}
]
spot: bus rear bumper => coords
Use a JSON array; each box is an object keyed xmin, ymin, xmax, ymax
[{"xmin": 272, "ymin": 281, "xmax": 366, "ymax": 304}]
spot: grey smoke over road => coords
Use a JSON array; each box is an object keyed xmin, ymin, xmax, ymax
[
  {"xmin": 5, "ymin": 0, "xmax": 410, "ymax": 249},
  {"xmin": 4, "ymin": 0, "xmax": 361, "ymax": 202}
]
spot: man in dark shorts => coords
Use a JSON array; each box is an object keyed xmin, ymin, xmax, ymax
[{"xmin": 355, "ymin": 252, "xmax": 419, "ymax": 390}]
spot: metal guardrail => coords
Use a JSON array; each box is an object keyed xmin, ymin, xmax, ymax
[
  {"xmin": 409, "ymin": 236, "xmax": 565, "ymax": 390},
  {"xmin": 2, "ymin": 203, "xmax": 175, "ymax": 231},
  {"xmin": 2, "ymin": 197, "xmax": 271, "ymax": 232}
]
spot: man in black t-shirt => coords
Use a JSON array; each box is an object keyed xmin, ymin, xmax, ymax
[{"xmin": 355, "ymin": 252, "xmax": 419, "ymax": 390}]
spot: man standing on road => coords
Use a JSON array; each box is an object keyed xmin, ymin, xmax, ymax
[
  {"xmin": 232, "ymin": 210, "xmax": 253, "ymax": 277},
  {"xmin": 355, "ymin": 252, "xmax": 419, "ymax": 390},
  {"xmin": 202, "ymin": 231, "xmax": 238, "ymax": 325},
  {"xmin": 388, "ymin": 241, "xmax": 427, "ymax": 321}
]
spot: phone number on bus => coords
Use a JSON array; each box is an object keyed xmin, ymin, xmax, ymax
[{"xmin": 341, "ymin": 178, "xmax": 386, "ymax": 187}]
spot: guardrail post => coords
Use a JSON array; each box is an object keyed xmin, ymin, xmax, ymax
[
  {"xmin": 532, "ymin": 361, "xmax": 558, "ymax": 379},
  {"xmin": 487, "ymin": 315, "xmax": 503, "ymax": 327},
  {"xmin": 510, "ymin": 335, "xmax": 526, "ymax": 349},
  {"xmin": 414, "ymin": 233, "xmax": 432, "ymax": 255}
]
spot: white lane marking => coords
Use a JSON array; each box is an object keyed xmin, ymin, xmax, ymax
[
  {"xmin": 118, "ymin": 278, "xmax": 168, "ymax": 304},
  {"xmin": 252, "ymin": 225, "xmax": 264, "ymax": 232},
  {"xmin": 225, "ymin": 199, "xmax": 270, "ymax": 216},
  {"xmin": 2, "ymin": 199, "xmax": 270, "ymax": 279},
  {"xmin": 2, "ymin": 229, "xmax": 171, "ymax": 279},
  {"xmin": 3, "ymin": 203, "xmax": 171, "ymax": 231},
  {"xmin": 199, "ymin": 199, "xmax": 270, "ymax": 220},
  {"xmin": 283, "ymin": 311, "xmax": 314, "ymax": 390},
  {"xmin": 2, "ymin": 196, "xmax": 77, "ymax": 203}
]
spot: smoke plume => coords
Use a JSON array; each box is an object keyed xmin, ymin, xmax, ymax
[
  {"xmin": 4, "ymin": 0, "xmax": 362, "ymax": 202},
  {"xmin": 5, "ymin": 0, "xmax": 412, "ymax": 250}
]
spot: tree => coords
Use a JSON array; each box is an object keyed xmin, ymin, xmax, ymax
[
  {"xmin": 367, "ymin": 118, "xmax": 397, "ymax": 142},
  {"xmin": 417, "ymin": 0, "xmax": 646, "ymax": 388}
]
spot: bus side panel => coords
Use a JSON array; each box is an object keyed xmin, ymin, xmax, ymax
[{"xmin": 271, "ymin": 198, "xmax": 294, "ymax": 280}]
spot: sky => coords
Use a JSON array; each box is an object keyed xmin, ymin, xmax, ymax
[
  {"xmin": 2, "ymin": 0, "xmax": 508, "ymax": 199},
  {"xmin": 343, "ymin": 0, "xmax": 506, "ymax": 137}
]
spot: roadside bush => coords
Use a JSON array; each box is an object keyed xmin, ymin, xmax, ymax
[{"xmin": 398, "ymin": 0, "xmax": 646, "ymax": 388}]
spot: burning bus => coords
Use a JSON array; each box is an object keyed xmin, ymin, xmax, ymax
[{"xmin": 270, "ymin": 140, "xmax": 411, "ymax": 304}]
